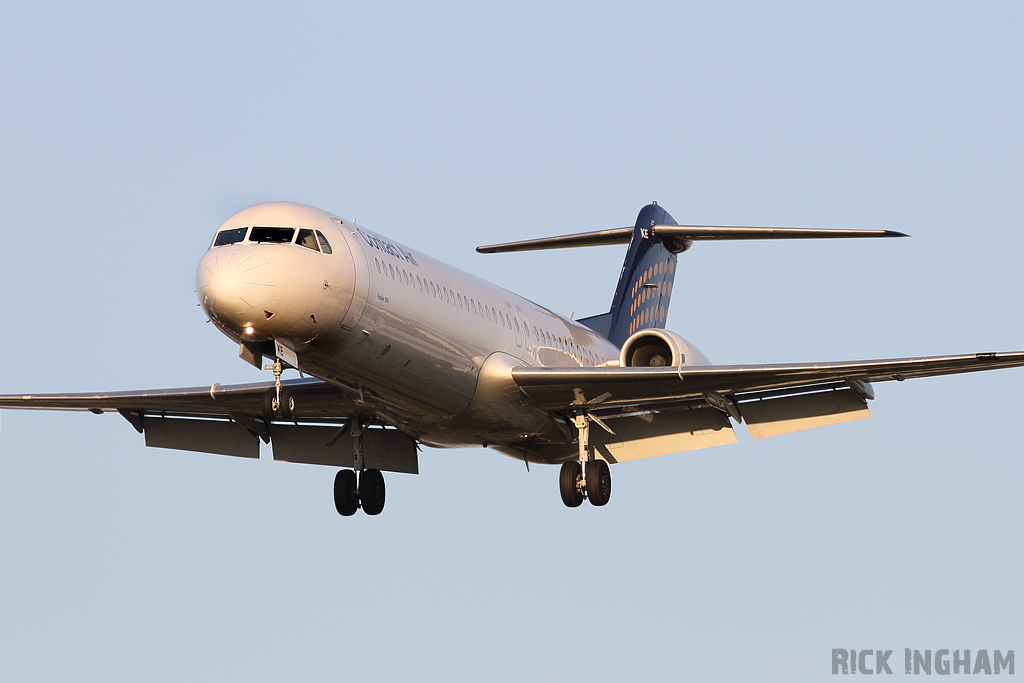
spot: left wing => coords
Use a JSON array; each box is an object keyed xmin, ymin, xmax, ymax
[
  {"xmin": 513, "ymin": 351, "xmax": 1024, "ymax": 411},
  {"xmin": 513, "ymin": 350, "xmax": 1024, "ymax": 440},
  {"xmin": 511, "ymin": 351, "xmax": 1024, "ymax": 455}
]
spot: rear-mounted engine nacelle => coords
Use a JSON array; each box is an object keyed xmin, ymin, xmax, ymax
[{"xmin": 619, "ymin": 329, "xmax": 712, "ymax": 368}]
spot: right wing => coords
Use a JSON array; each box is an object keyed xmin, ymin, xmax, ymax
[
  {"xmin": 0, "ymin": 379, "xmax": 418, "ymax": 474},
  {"xmin": 0, "ymin": 377, "xmax": 355, "ymax": 423}
]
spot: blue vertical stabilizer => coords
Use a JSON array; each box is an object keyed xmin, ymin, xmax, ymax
[{"xmin": 578, "ymin": 204, "xmax": 681, "ymax": 348}]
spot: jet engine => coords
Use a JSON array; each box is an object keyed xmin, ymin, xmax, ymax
[{"xmin": 619, "ymin": 329, "xmax": 712, "ymax": 368}]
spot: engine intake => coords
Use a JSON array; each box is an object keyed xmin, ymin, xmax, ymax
[{"xmin": 619, "ymin": 329, "xmax": 712, "ymax": 368}]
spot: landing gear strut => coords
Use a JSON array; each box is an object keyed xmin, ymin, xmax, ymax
[
  {"xmin": 559, "ymin": 410, "xmax": 612, "ymax": 508},
  {"xmin": 265, "ymin": 357, "xmax": 284, "ymax": 412},
  {"xmin": 332, "ymin": 418, "xmax": 386, "ymax": 516}
]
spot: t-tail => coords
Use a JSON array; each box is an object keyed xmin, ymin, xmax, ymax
[
  {"xmin": 476, "ymin": 204, "xmax": 907, "ymax": 348},
  {"xmin": 578, "ymin": 203, "xmax": 683, "ymax": 346}
]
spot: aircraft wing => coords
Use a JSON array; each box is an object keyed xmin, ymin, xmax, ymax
[
  {"xmin": 0, "ymin": 377, "xmax": 355, "ymax": 422},
  {"xmin": 513, "ymin": 351, "xmax": 1024, "ymax": 412},
  {"xmin": 511, "ymin": 350, "xmax": 1024, "ymax": 454},
  {"xmin": 0, "ymin": 378, "xmax": 422, "ymax": 473}
]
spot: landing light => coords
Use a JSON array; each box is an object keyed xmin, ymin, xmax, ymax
[{"xmin": 245, "ymin": 325, "xmax": 254, "ymax": 335}]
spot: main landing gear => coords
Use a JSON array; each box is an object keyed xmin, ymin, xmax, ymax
[
  {"xmin": 333, "ymin": 419, "xmax": 386, "ymax": 516},
  {"xmin": 558, "ymin": 411, "xmax": 612, "ymax": 508}
]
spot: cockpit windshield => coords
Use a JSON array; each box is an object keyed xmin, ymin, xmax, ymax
[
  {"xmin": 296, "ymin": 228, "xmax": 320, "ymax": 252},
  {"xmin": 249, "ymin": 227, "xmax": 295, "ymax": 244},
  {"xmin": 315, "ymin": 230, "xmax": 333, "ymax": 254},
  {"xmin": 213, "ymin": 227, "xmax": 248, "ymax": 246},
  {"xmin": 212, "ymin": 225, "xmax": 332, "ymax": 251}
]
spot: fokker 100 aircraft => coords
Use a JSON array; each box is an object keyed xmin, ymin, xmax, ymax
[{"xmin": 3, "ymin": 201, "xmax": 1023, "ymax": 515}]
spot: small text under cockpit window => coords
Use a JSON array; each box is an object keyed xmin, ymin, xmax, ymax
[
  {"xmin": 296, "ymin": 229, "xmax": 320, "ymax": 252},
  {"xmin": 249, "ymin": 227, "xmax": 295, "ymax": 244},
  {"xmin": 214, "ymin": 227, "xmax": 247, "ymax": 246}
]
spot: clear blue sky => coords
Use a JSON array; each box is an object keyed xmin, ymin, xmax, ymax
[{"xmin": 1, "ymin": 2, "xmax": 1021, "ymax": 681}]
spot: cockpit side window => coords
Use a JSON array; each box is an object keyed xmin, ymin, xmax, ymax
[
  {"xmin": 213, "ymin": 227, "xmax": 248, "ymax": 247},
  {"xmin": 296, "ymin": 228, "xmax": 320, "ymax": 252},
  {"xmin": 249, "ymin": 227, "xmax": 295, "ymax": 244},
  {"xmin": 315, "ymin": 230, "xmax": 333, "ymax": 254}
]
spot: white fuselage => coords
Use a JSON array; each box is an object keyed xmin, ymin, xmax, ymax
[{"xmin": 196, "ymin": 201, "xmax": 620, "ymax": 461}]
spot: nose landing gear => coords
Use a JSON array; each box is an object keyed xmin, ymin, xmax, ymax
[
  {"xmin": 332, "ymin": 418, "xmax": 386, "ymax": 517},
  {"xmin": 264, "ymin": 357, "xmax": 288, "ymax": 414}
]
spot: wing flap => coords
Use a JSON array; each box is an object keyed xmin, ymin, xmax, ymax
[
  {"xmin": 143, "ymin": 416, "xmax": 260, "ymax": 458},
  {"xmin": 740, "ymin": 389, "xmax": 870, "ymax": 439},
  {"xmin": 270, "ymin": 425, "xmax": 418, "ymax": 474},
  {"xmin": 592, "ymin": 408, "xmax": 736, "ymax": 463}
]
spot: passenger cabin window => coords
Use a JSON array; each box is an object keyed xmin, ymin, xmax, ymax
[
  {"xmin": 315, "ymin": 230, "xmax": 333, "ymax": 254},
  {"xmin": 296, "ymin": 229, "xmax": 320, "ymax": 252},
  {"xmin": 214, "ymin": 227, "xmax": 247, "ymax": 246},
  {"xmin": 249, "ymin": 227, "xmax": 295, "ymax": 244}
]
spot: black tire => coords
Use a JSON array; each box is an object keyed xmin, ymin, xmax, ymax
[
  {"xmin": 280, "ymin": 390, "xmax": 296, "ymax": 419},
  {"xmin": 334, "ymin": 469, "xmax": 358, "ymax": 516},
  {"xmin": 262, "ymin": 391, "xmax": 276, "ymax": 423},
  {"xmin": 360, "ymin": 468, "xmax": 386, "ymax": 516},
  {"xmin": 585, "ymin": 459, "xmax": 612, "ymax": 506},
  {"xmin": 559, "ymin": 461, "xmax": 584, "ymax": 508}
]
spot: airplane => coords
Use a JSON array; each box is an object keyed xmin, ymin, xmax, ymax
[{"xmin": 2, "ymin": 200, "xmax": 1022, "ymax": 516}]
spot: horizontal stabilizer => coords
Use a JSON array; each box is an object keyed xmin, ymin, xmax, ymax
[
  {"xmin": 477, "ymin": 225, "xmax": 906, "ymax": 253},
  {"xmin": 477, "ymin": 227, "xmax": 632, "ymax": 253},
  {"xmin": 652, "ymin": 225, "xmax": 908, "ymax": 241}
]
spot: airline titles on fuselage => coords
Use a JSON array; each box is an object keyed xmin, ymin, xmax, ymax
[{"xmin": 356, "ymin": 227, "xmax": 419, "ymax": 266}]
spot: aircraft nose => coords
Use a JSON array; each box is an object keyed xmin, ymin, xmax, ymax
[{"xmin": 196, "ymin": 248, "xmax": 275, "ymax": 325}]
